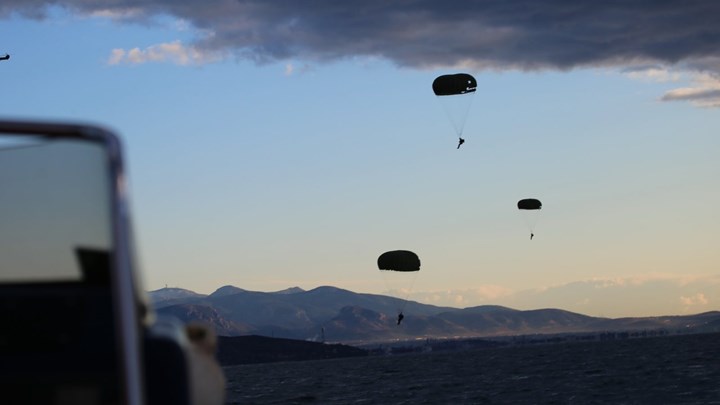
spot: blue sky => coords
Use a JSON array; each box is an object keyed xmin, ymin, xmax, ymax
[{"xmin": 1, "ymin": 2, "xmax": 719, "ymax": 317}]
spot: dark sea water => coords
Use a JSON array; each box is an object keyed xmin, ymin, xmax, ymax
[{"xmin": 223, "ymin": 332, "xmax": 720, "ymax": 404}]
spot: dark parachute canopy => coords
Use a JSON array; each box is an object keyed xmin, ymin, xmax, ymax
[
  {"xmin": 517, "ymin": 198, "xmax": 542, "ymax": 210},
  {"xmin": 377, "ymin": 250, "xmax": 420, "ymax": 272},
  {"xmin": 432, "ymin": 73, "xmax": 477, "ymax": 96}
]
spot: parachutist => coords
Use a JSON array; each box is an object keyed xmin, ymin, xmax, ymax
[
  {"xmin": 377, "ymin": 251, "xmax": 420, "ymax": 323},
  {"xmin": 434, "ymin": 74, "xmax": 475, "ymax": 150},
  {"xmin": 518, "ymin": 199, "xmax": 542, "ymax": 242}
]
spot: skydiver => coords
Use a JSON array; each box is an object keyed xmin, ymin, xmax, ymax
[
  {"xmin": 397, "ymin": 312, "xmax": 404, "ymax": 325},
  {"xmin": 457, "ymin": 137, "xmax": 465, "ymax": 149},
  {"xmin": 530, "ymin": 233, "xmax": 534, "ymax": 240}
]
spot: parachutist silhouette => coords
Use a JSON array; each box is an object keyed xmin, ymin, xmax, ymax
[
  {"xmin": 518, "ymin": 199, "xmax": 542, "ymax": 242},
  {"xmin": 434, "ymin": 74, "xmax": 475, "ymax": 149},
  {"xmin": 378, "ymin": 251, "xmax": 419, "ymax": 326}
]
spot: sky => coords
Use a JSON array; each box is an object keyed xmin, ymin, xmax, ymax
[{"xmin": 1, "ymin": 0, "xmax": 719, "ymax": 317}]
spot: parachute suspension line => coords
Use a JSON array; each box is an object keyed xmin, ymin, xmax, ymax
[
  {"xmin": 520, "ymin": 210, "xmax": 540, "ymax": 233},
  {"xmin": 397, "ymin": 270, "xmax": 420, "ymax": 314},
  {"xmin": 380, "ymin": 271, "xmax": 418, "ymax": 313},
  {"xmin": 436, "ymin": 93, "xmax": 475, "ymax": 138},
  {"xmin": 378, "ymin": 268, "xmax": 420, "ymax": 314},
  {"xmin": 436, "ymin": 92, "xmax": 475, "ymax": 138},
  {"xmin": 381, "ymin": 269, "xmax": 420, "ymax": 314}
]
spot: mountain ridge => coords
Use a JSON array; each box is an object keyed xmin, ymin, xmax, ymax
[{"xmin": 148, "ymin": 285, "xmax": 720, "ymax": 344}]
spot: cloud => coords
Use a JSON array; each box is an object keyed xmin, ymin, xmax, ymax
[
  {"xmin": 4, "ymin": 1, "xmax": 720, "ymax": 105},
  {"xmin": 107, "ymin": 40, "xmax": 220, "ymax": 65},
  {"xmin": 2, "ymin": 1, "xmax": 718, "ymax": 68},
  {"xmin": 84, "ymin": 7, "xmax": 145, "ymax": 20},
  {"xmin": 283, "ymin": 62, "xmax": 314, "ymax": 76},
  {"xmin": 411, "ymin": 274, "xmax": 720, "ymax": 317},
  {"xmin": 621, "ymin": 65, "xmax": 682, "ymax": 83},
  {"xmin": 661, "ymin": 85, "xmax": 720, "ymax": 107},
  {"xmin": 406, "ymin": 285, "xmax": 514, "ymax": 307},
  {"xmin": 107, "ymin": 48, "xmax": 125, "ymax": 65},
  {"xmin": 680, "ymin": 293, "xmax": 709, "ymax": 307},
  {"xmin": 510, "ymin": 275, "xmax": 720, "ymax": 317}
]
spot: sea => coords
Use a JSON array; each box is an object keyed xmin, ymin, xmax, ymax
[
  {"xmin": 223, "ymin": 332, "xmax": 720, "ymax": 404},
  {"xmin": 223, "ymin": 333, "xmax": 720, "ymax": 404}
]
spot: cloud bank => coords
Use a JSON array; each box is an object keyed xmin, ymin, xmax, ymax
[
  {"xmin": 411, "ymin": 274, "xmax": 720, "ymax": 318},
  {"xmin": 3, "ymin": 1, "xmax": 720, "ymax": 101},
  {"xmin": 107, "ymin": 40, "xmax": 220, "ymax": 65}
]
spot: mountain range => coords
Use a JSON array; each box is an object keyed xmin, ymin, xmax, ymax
[{"xmin": 149, "ymin": 285, "xmax": 720, "ymax": 344}]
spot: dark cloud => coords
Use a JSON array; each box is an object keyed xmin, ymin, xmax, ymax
[{"xmin": 3, "ymin": 0, "xmax": 720, "ymax": 72}]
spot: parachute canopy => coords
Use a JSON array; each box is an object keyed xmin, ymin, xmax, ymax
[
  {"xmin": 517, "ymin": 198, "xmax": 542, "ymax": 210},
  {"xmin": 432, "ymin": 74, "xmax": 477, "ymax": 96},
  {"xmin": 377, "ymin": 250, "xmax": 420, "ymax": 272}
]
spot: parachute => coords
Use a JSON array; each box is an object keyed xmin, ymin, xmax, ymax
[
  {"xmin": 377, "ymin": 250, "xmax": 420, "ymax": 272},
  {"xmin": 377, "ymin": 250, "xmax": 420, "ymax": 316},
  {"xmin": 432, "ymin": 73, "xmax": 477, "ymax": 143},
  {"xmin": 517, "ymin": 198, "xmax": 542, "ymax": 238},
  {"xmin": 432, "ymin": 74, "xmax": 477, "ymax": 96},
  {"xmin": 517, "ymin": 199, "xmax": 542, "ymax": 210}
]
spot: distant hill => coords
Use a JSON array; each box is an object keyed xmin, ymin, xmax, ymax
[
  {"xmin": 209, "ymin": 285, "xmax": 249, "ymax": 298},
  {"xmin": 150, "ymin": 285, "xmax": 720, "ymax": 344},
  {"xmin": 148, "ymin": 287, "xmax": 206, "ymax": 308}
]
